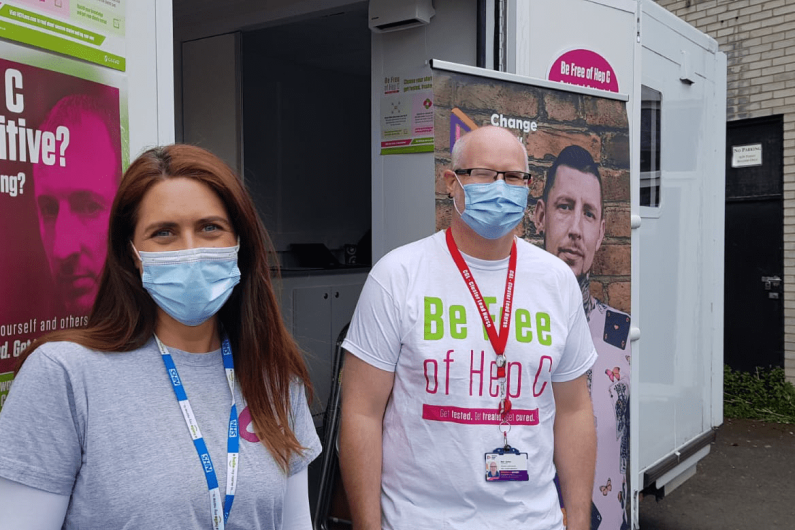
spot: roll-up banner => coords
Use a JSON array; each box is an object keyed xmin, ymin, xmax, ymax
[
  {"xmin": 0, "ymin": 4, "xmax": 128, "ymax": 409},
  {"xmin": 433, "ymin": 65, "xmax": 631, "ymax": 529}
]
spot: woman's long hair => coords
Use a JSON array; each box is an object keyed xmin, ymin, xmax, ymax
[{"xmin": 16, "ymin": 144, "xmax": 312, "ymax": 471}]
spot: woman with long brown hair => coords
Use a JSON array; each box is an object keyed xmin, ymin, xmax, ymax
[{"xmin": 0, "ymin": 145, "xmax": 320, "ymax": 529}]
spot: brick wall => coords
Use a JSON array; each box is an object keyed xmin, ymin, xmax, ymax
[{"xmin": 655, "ymin": 0, "xmax": 795, "ymax": 383}]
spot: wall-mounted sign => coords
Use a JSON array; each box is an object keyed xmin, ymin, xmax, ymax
[
  {"xmin": 548, "ymin": 48, "xmax": 619, "ymax": 93},
  {"xmin": 731, "ymin": 144, "xmax": 762, "ymax": 168},
  {"xmin": 380, "ymin": 69, "xmax": 434, "ymax": 155},
  {"xmin": 0, "ymin": 39, "xmax": 128, "ymax": 410},
  {"xmin": 0, "ymin": 0, "xmax": 126, "ymax": 71}
]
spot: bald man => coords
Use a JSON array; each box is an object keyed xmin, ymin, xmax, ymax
[{"xmin": 340, "ymin": 126, "xmax": 597, "ymax": 530}]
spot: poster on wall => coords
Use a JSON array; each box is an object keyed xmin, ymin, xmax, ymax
[
  {"xmin": 380, "ymin": 69, "xmax": 434, "ymax": 154},
  {"xmin": 433, "ymin": 67, "xmax": 631, "ymax": 530},
  {"xmin": 0, "ymin": 0, "xmax": 126, "ymax": 70},
  {"xmin": 0, "ymin": 40, "xmax": 128, "ymax": 410}
]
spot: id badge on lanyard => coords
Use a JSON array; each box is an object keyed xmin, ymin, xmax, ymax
[
  {"xmin": 156, "ymin": 335, "xmax": 240, "ymax": 529},
  {"xmin": 485, "ymin": 448, "xmax": 530, "ymax": 482},
  {"xmin": 446, "ymin": 228, "xmax": 528, "ymax": 482}
]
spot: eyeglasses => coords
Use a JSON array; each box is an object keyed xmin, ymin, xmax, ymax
[{"xmin": 454, "ymin": 168, "xmax": 531, "ymax": 187}]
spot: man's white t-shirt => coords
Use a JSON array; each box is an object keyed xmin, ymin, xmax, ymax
[{"xmin": 343, "ymin": 231, "xmax": 597, "ymax": 530}]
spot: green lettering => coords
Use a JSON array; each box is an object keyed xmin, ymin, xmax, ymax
[
  {"xmin": 515, "ymin": 309, "xmax": 533, "ymax": 343},
  {"xmin": 537, "ymin": 312, "xmax": 552, "ymax": 346},
  {"xmin": 449, "ymin": 305, "xmax": 467, "ymax": 339},
  {"xmin": 424, "ymin": 296, "xmax": 444, "ymax": 340}
]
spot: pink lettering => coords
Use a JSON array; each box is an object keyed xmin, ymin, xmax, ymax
[
  {"xmin": 443, "ymin": 349, "xmax": 455, "ymax": 395},
  {"xmin": 424, "ymin": 359, "xmax": 438, "ymax": 394},
  {"xmin": 422, "ymin": 404, "xmax": 539, "ymax": 425},
  {"xmin": 507, "ymin": 361, "xmax": 522, "ymax": 398},
  {"xmin": 470, "ymin": 350, "xmax": 485, "ymax": 396},
  {"xmin": 533, "ymin": 355, "xmax": 553, "ymax": 397},
  {"xmin": 489, "ymin": 360, "xmax": 500, "ymax": 397}
]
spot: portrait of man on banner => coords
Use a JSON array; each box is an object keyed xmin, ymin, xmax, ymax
[
  {"xmin": 535, "ymin": 145, "xmax": 631, "ymax": 530},
  {"xmin": 33, "ymin": 94, "xmax": 123, "ymax": 316}
]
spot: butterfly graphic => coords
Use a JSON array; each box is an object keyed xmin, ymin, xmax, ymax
[
  {"xmin": 605, "ymin": 367, "xmax": 621, "ymax": 382},
  {"xmin": 599, "ymin": 477, "xmax": 612, "ymax": 496}
]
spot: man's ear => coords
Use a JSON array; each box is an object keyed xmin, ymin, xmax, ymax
[
  {"xmin": 534, "ymin": 199, "xmax": 547, "ymax": 234},
  {"xmin": 444, "ymin": 169, "xmax": 459, "ymax": 196}
]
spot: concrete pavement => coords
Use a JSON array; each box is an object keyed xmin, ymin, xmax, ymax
[{"xmin": 638, "ymin": 418, "xmax": 795, "ymax": 529}]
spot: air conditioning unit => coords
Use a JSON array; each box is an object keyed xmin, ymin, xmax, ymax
[{"xmin": 369, "ymin": 0, "xmax": 435, "ymax": 33}]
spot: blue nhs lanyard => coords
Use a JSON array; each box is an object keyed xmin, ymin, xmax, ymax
[{"xmin": 155, "ymin": 335, "xmax": 240, "ymax": 530}]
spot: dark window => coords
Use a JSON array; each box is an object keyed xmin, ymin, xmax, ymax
[{"xmin": 640, "ymin": 86, "xmax": 661, "ymax": 207}]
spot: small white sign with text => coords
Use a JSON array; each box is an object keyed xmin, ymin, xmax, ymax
[{"xmin": 732, "ymin": 144, "xmax": 762, "ymax": 168}]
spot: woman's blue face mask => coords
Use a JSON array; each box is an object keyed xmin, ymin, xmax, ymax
[{"xmin": 132, "ymin": 242, "xmax": 241, "ymax": 326}]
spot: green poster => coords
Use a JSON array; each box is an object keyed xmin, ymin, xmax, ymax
[{"xmin": 0, "ymin": 1, "xmax": 126, "ymax": 71}]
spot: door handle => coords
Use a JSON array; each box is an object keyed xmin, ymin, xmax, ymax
[{"xmin": 761, "ymin": 276, "xmax": 782, "ymax": 294}]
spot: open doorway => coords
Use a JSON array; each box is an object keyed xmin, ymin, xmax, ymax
[
  {"xmin": 241, "ymin": 7, "xmax": 372, "ymax": 270},
  {"xmin": 178, "ymin": 3, "xmax": 372, "ymax": 270}
]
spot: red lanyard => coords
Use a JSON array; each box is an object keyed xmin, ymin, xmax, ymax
[{"xmin": 445, "ymin": 228, "xmax": 517, "ymax": 418}]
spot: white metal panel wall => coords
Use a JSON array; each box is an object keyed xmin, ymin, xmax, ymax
[
  {"xmin": 370, "ymin": 0, "xmax": 478, "ymax": 261},
  {"xmin": 629, "ymin": 10, "xmax": 643, "ymax": 527},
  {"xmin": 127, "ymin": 0, "xmax": 175, "ymax": 155},
  {"xmin": 711, "ymin": 51, "xmax": 727, "ymax": 428},
  {"xmin": 636, "ymin": 0, "xmax": 725, "ymax": 479},
  {"xmin": 508, "ymin": 0, "xmax": 636, "ymax": 92}
]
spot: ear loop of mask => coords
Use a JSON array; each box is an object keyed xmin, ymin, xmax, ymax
[
  {"xmin": 452, "ymin": 174, "xmax": 465, "ymax": 217},
  {"xmin": 130, "ymin": 241, "xmax": 142, "ymax": 262}
]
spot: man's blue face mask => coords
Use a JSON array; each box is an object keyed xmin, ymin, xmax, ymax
[
  {"xmin": 132, "ymin": 242, "xmax": 241, "ymax": 326},
  {"xmin": 454, "ymin": 177, "xmax": 528, "ymax": 240}
]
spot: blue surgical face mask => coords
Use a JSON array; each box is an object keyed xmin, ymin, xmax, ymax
[
  {"xmin": 133, "ymin": 242, "xmax": 241, "ymax": 327},
  {"xmin": 454, "ymin": 177, "xmax": 528, "ymax": 240}
]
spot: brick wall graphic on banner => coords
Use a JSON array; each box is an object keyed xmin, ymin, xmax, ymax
[{"xmin": 433, "ymin": 69, "xmax": 631, "ymax": 530}]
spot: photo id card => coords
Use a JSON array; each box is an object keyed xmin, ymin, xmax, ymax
[{"xmin": 484, "ymin": 451, "xmax": 529, "ymax": 482}]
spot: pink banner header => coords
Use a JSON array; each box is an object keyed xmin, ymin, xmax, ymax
[
  {"xmin": 548, "ymin": 49, "xmax": 619, "ymax": 93},
  {"xmin": 422, "ymin": 404, "xmax": 539, "ymax": 425}
]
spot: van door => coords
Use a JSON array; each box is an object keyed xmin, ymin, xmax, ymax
[{"xmin": 635, "ymin": 0, "xmax": 726, "ymax": 514}]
